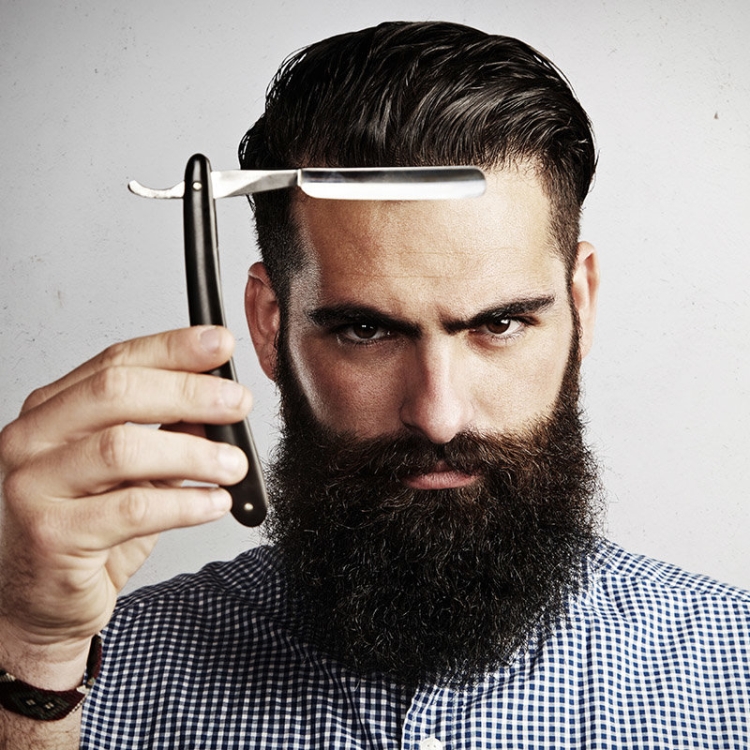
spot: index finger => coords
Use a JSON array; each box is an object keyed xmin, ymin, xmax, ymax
[{"xmin": 21, "ymin": 326, "xmax": 235, "ymax": 414}]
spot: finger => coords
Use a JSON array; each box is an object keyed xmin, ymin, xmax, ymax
[
  {"xmin": 10, "ymin": 367, "xmax": 252, "ymax": 461},
  {"xmin": 79, "ymin": 484, "xmax": 233, "ymax": 548},
  {"xmin": 20, "ymin": 326, "xmax": 236, "ymax": 414},
  {"xmin": 17, "ymin": 425, "xmax": 249, "ymax": 498},
  {"xmin": 25, "ymin": 484, "xmax": 233, "ymax": 555}
]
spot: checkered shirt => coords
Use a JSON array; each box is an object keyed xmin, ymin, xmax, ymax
[{"xmin": 81, "ymin": 540, "xmax": 750, "ymax": 749}]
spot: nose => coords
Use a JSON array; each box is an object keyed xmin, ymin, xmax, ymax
[{"xmin": 398, "ymin": 339, "xmax": 474, "ymax": 444}]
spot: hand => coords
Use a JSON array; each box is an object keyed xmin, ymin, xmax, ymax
[{"xmin": 0, "ymin": 326, "xmax": 250, "ymax": 684}]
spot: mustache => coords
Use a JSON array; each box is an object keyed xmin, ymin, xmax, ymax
[{"xmin": 293, "ymin": 419, "xmax": 572, "ymax": 496}]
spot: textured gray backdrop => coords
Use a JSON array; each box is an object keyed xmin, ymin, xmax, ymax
[{"xmin": 2, "ymin": 0, "xmax": 749, "ymax": 591}]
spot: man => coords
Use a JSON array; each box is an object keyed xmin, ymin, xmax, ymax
[{"xmin": 0, "ymin": 20, "xmax": 748, "ymax": 749}]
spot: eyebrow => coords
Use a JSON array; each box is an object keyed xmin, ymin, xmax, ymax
[
  {"xmin": 444, "ymin": 294, "xmax": 557, "ymax": 333},
  {"xmin": 308, "ymin": 305, "xmax": 422, "ymax": 337},
  {"xmin": 308, "ymin": 295, "xmax": 557, "ymax": 337}
]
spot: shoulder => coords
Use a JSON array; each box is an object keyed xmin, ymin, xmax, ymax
[
  {"xmin": 579, "ymin": 538, "xmax": 750, "ymax": 634},
  {"xmin": 591, "ymin": 539, "xmax": 750, "ymax": 600},
  {"xmin": 105, "ymin": 545, "xmax": 288, "ymax": 635}
]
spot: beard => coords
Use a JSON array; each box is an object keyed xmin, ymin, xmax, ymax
[{"xmin": 266, "ymin": 329, "xmax": 602, "ymax": 687}]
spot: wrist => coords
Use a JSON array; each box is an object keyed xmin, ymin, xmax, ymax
[
  {"xmin": 0, "ymin": 620, "xmax": 93, "ymax": 691},
  {"xmin": 0, "ymin": 635, "xmax": 102, "ymax": 721}
]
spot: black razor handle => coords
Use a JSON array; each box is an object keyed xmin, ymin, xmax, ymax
[{"xmin": 183, "ymin": 153, "xmax": 267, "ymax": 526}]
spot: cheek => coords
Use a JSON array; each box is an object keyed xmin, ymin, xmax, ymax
[
  {"xmin": 522, "ymin": 331, "xmax": 574, "ymax": 414},
  {"xmin": 289, "ymin": 339, "xmax": 402, "ymax": 435},
  {"xmin": 477, "ymin": 327, "xmax": 574, "ymax": 431},
  {"xmin": 517, "ymin": 352, "xmax": 569, "ymax": 411}
]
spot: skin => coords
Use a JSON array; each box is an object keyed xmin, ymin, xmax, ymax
[
  {"xmin": 0, "ymin": 165, "xmax": 598, "ymax": 747},
  {"xmin": 0, "ymin": 326, "xmax": 249, "ymax": 746},
  {"xmin": 247, "ymin": 167, "xmax": 599, "ymax": 489}
]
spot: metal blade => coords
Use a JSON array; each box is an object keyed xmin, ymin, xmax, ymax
[
  {"xmin": 298, "ymin": 167, "xmax": 485, "ymax": 200},
  {"xmin": 210, "ymin": 170, "xmax": 298, "ymax": 198}
]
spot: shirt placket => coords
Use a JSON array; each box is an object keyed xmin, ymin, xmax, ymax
[{"xmin": 401, "ymin": 684, "xmax": 455, "ymax": 750}]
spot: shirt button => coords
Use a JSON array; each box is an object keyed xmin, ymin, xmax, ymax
[{"xmin": 419, "ymin": 738, "xmax": 444, "ymax": 750}]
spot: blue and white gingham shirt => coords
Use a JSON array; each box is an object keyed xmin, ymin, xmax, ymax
[{"xmin": 81, "ymin": 540, "xmax": 750, "ymax": 749}]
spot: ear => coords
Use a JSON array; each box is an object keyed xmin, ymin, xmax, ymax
[
  {"xmin": 570, "ymin": 241, "xmax": 599, "ymax": 360},
  {"xmin": 245, "ymin": 262, "xmax": 280, "ymax": 381}
]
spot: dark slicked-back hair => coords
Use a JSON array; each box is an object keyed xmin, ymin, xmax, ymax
[{"xmin": 239, "ymin": 21, "xmax": 596, "ymax": 304}]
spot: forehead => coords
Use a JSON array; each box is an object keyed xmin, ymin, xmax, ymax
[{"xmin": 289, "ymin": 167, "xmax": 563, "ymax": 310}]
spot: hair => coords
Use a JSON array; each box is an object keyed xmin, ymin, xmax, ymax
[{"xmin": 239, "ymin": 21, "xmax": 596, "ymax": 304}]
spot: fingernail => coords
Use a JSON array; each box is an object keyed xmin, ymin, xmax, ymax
[
  {"xmin": 200, "ymin": 326, "xmax": 222, "ymax": 353},
  {"xmin": 221, "ymin": 380, "xmax": 245, "ymax": 408}
]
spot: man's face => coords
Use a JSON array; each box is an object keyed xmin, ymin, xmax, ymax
[
  {"xmin": 271, "ymin": 166, "xmax": 594, "ymax": 454},
  {"xmin": 245, "ymin": 165, "xmax": 600, "ymax": 685}
]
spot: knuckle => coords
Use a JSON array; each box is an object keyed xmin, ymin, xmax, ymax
[
  {"xmin": 2, "ymin": 466, "xmax": 33, "ymax": 509},
  {"xmin": 118, "ymin": 486, "xmax": 150, "ymax": 528},
  {"xmin": 163, "ymin": 331, "xmax": 184, "ymax": 367},
  {"xmin": 90, "ymin": 365, "xmax": 131, "ymax": 403},
  {"xmin": 1, "ymin": 474, "xmax": 63, "ymax": 551},
  {"xmin": 20, "ymin": 385, "xmax": 52, "ymax": 413},
  {"xmin": 0, "ymin": 421, "xmax": 22, "ymax": 468},
  {"xmin": 98, "ymin": 341, "xmax": 129, "ymax": 370},
  {"xmin": 28, "ymin": 506, "xmax": 67, "ymax": 553},
  {"xmin": 97, "ymin": 425, "xmax": 138, "ymax": 471},
  {"xmin": 177, "ymin": 371, "xmax": 201, "ymax": 407}
]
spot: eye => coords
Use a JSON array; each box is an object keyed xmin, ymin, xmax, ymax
[
  {"xmin": 485, "ymin": 318, "xmax": 514, "ymax": 335},
  {"xmin": 474, "ymin": 317, "xmax": 526, "ymax": 342},
  {"xmin": 338, "ymin": 322, "xmax": 390, "ymax": 344}
]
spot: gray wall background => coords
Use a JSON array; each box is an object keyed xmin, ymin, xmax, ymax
[{"xmin": 2, "ymin": 0, "xmax": 749, "ymax": 593}]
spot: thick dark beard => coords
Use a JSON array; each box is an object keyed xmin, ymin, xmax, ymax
[{"xmin": 266, "ymin": 333, "xmax": 602, "ymax": 687}]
